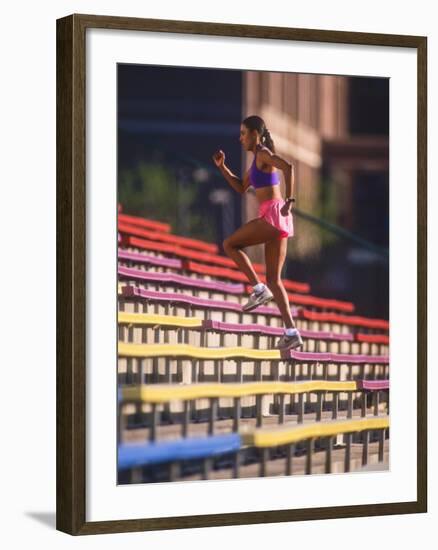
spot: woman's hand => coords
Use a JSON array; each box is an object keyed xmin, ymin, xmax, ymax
[
  {"xmin": 212, "ymin": 150, "xmax": 225, "ymax": 167},
  {"xmin": 280, "ymin": 200, "xmax": 292, "ymax": 216}
]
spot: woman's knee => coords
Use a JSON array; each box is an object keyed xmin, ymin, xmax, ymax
[
  {"xmin": 223, "ymin": 237, "xmax": 239, "ymax": 253},
  {"xmin": 222, "ymin": 238, "xmax": 233, "ymax": 254}
]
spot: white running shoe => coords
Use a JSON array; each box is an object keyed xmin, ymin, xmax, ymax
[
  {"xmin": 242, "ymin": 287, "xmax": 273, "ymax": 312},
  {"xmin": 276, "ymin": 332, "xmax": 304, "ymax": 351}
]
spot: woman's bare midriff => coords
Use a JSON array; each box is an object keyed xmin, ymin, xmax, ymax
[{"xmin": 255, "ymin": 181, "xmax": 283, "ymax": 204}]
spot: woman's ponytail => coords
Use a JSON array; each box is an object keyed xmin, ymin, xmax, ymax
[{"xmin": 262, "ymin": 127, "xmax": 276, "ymax": 153}]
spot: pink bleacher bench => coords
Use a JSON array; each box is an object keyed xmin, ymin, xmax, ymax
[
  {"xmin": 119, "ymin": 265, "xmax": 351, "ymax": 313},
  {"xmin": 202, "ymin": 319, "xmax": 352, "ymax": 343},
  {"xmin": 122, "ymin": 235, "xmax": 269, "ymax": 274},
  {"xmin": 280, "ymin": 349, "xmax": 388, "ymax": 364},
  {"xmin": 120, "ymin": 284, "xmax": 299, "ymax": 317},
  {"xmin": 119, "ymin": 265, "xmax": 244, "ymax": 294},
  {"xmin": 280, "ymin": 349, "xmax": 389, "ymax": 382},
  {"xmin": 357, "ymin": 379, "xmax": 390, "ymax": 391},
  {"xmin": 203, "ymin": 321, "xmax": 385, "ymax": 353},
  {"xmin": 119, "ymin": 284, "xmax": 387, "ymax": 334}
]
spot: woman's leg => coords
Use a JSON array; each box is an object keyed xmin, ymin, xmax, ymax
[
  {"xmin": 264, "ymin": 237, "xmax": 296, "ymax": 329},
  {"xmin": 223, "ymin": 218, "xmax": 281, "ymax": 286}
]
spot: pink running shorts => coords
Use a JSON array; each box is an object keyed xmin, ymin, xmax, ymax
[{"xmin": 258, "ymin": 198, "xmax": 294, "ymax": 238}]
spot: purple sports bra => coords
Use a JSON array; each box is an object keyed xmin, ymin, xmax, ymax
[{"xmin": 249, "ymin": 147, "xmax": 280, "ymax": 189}]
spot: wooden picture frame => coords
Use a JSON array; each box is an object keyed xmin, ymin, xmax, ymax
[{"xmin": 56, "ymin": 13, "xmax": 427, "ymax": 535}]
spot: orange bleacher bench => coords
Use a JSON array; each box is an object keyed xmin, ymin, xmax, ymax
[
  {"xmin": 356, "ymin": 333, "xmax": 390, "ymax": 344},
  {"xmin": 184, "ymin": 260, "xmax": 309, "ymax": 294},
  {"xmin": 118, "ymin": 213, "xmax": 171, "ymax": 233},
  {"xmin": 244, "ymin": 285, "xmax": 353, "ymax": 312},
  {"xmin": 118, "ymin": 222, "xmax": 219, "ymax": 254},
  {"xmin": 302, "ymin": 310, "xmax": 389, "ymax": 331}
]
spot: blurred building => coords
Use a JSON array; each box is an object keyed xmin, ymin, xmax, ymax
[{"xmin": 242, "ymin": 72, "xmax": 389, "ymax": 261}]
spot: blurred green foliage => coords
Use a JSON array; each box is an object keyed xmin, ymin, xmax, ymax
[
  {"xmin": 118, "ymin": 161, "xmax": 216, "ymax": 242},
  {"xmin": 315, "ymin": 178, "xmax": 341, "ymax": 247}
]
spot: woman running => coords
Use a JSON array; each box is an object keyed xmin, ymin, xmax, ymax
[{"xmin": 212, "ymin": 115, "xmax": 303, "ymax": 351}]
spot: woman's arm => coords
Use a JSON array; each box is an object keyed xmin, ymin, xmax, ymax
[
  {"xmin": 212, "ymin": 150, "xmax": 248, "ymax": 195},
  {"xmin": 218, "ymin": 164, "xmax": 246, "ymax": 194},
  {"xmin": 257, "ymin": 149, "xmax": 295, "ymax": 199}
]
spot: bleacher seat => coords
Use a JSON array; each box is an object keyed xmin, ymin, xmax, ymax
[{"xmin": 117, "ymin": 213, "xmax": 390, "ymax": 483}]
